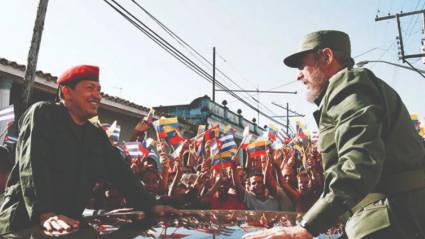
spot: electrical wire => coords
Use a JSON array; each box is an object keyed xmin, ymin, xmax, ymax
[
  {"xmin": 103, "ymin": 0, "xmax": 287, "ymax": 127},
  {"xmin": 130, "ymin": 0, "xmax": 279, "ymax": 115}
]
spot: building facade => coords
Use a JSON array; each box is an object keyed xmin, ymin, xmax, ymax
[{"xmin": 155, "ymin": 95, "xmax": 264, "ymax": 140}]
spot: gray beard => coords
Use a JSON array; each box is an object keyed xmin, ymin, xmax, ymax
[{"xmin": 306, "ymin": 89, "xmax": 321, "ymax": 103}]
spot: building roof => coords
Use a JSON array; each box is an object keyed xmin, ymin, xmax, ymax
[{"xmin": 0, "ymin": 57, "xmax": 152, "ymax": 117}]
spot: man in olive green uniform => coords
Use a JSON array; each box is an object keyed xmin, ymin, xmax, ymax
[
  {"xmin": 0, "ymin": 65, "xmax": 178, "ymax": 236},
  {"xmin": 244, "ymin": 31, "xmax": 425, "ymax": 239}
]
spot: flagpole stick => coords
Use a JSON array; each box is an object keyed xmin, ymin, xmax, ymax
[
  {"xmin": 244, "ymin": 149, "xmax": 250, "ymax": 169},
  {"xmin": 190, "ymin": 129, "xmax": 208, "ymax": 141},
  {"xmin": 263, "ymin": 152, "xmax": 270, "ymax": 185},
  {"xmin": 230, "ymin": 144, "xmax": 242, "ymax": 166},
  {"xmin": 220, "ymin": 153, "xmax": 225, "ymax": 169}
]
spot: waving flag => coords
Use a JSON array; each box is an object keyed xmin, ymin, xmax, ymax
[
  {"xmin": 195, "ymin": 125, "xmax": 220, "ymax": 159},
  {"xmin": 211, "ymin": 132, "xmax": 238, "ymax": 169},
  {"xmin": 101, "ymin": 121, "xmax": 121, "ymax": 145},
  {"xmin": 142, "ymin": 138, "xmax": 155, "ymax": 150},
  {"xmin": 193, "ymin": 125, "xmax": 207, "ymax": 159},
  {"xmin": 240, "ymin": 127, "xmax": 252, "ymax": 149},
  {"xmin": 210, "ymin": 140, "xmax": 221, "ymax": 158},
  {"xmin": 218, "ymin": 132, "xmax": 237, "ymax": 155},
  {"xmin": 0, "ymin": 105, "xmax": 14, "ymax": 124},
  {"xmin": 154, "ymin": 117, "xmax": 184, "ymax": 145},
  {"xmin": 411, "ymin": 114, "xmax": 421, "ymax": 132},
  {"xmin": 171, "ymin": 141, "xmax": 185, "ymax": 159},
  {"xmin": 247, "ymin": 140, "xmax": 271, "ymax": 158},
  {"xmin": 0, "ymin": 105, "xmax": 15, "ymax": 143},
  {"xmin": 110, "ymin": 124, "xmax": 121, "ymax": 144},
  {"xmin": 123, "ymin": 141, "xmax": 148, "ymax": 158},
  {"xmin": 240, "ymin": 126, "xmax": 252, "ymax": 149},
  {"xmin": 145, "ymin": 108, "xmax": 155, "ymax": 124},
  {"xmin": 204, "ymin": 125, "xmax": 220, "ymax": 142},
  {"xmin": 4, "ymin": 135, "xmax": 17, "ymax": 145},
  {"xmin": 296, "ymin": 121, "xmax": 307, "ymax": 139},
  {"xmin": 277, "ymin": 128, "xmax": 290, "ymax": 144},
  {"xmin": 266, "ymin": 126, "xmax": 278, "ymax": 142},
  {"xmin": 212, "ymin": 151, "xmax": 234, "ymax": 169}
]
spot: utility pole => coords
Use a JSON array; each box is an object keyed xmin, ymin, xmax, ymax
[
  {"xmin": 271, "ymin": 102, "xmax": 305, "ymax": 134},
  {"xmin": 422, "ymin": 11, "xmax": 425, "ymax": 64},
  {"xmin": 376, "ymin": 9, "xmax": 425, "ymax": 79},
  {"xmin": 21, "ymin": 0, "xmax": 49, "ymax": 117},
  {"xmin": 212, "ymin": 47, "xmax": 216, "ymax": 102},
  {"xmin": 256, "ymin": 85, "xmax": 260, "ymax": 125},
  {"xmin": 286, "ymin": 102, "xmax": 289, "ymax": 134}
]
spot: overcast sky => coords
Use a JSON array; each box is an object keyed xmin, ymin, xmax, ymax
[{"xmin": 2, "ymin": 0, "xmax": 425, "ymax": 132}]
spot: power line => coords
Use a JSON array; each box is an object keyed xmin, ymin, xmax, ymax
[
  {"xmin": 266, "ymin": 80, "xmax": 298, "ymax": 90},
  {"xmin": 130, "ymin": 1, "xmax": 257, "ymax": 100},
  {"xmin": 128, "ymin": 0, "xmax": 286, "ymax": 125},
  {"xmin": 130, "ymin": 0, "xmax": 275, "ymax": 115},
  {"xmin": 103, "ymin": 0, "xmax": 286, "ymax": 127}
]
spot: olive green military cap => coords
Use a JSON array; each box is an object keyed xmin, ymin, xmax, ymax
[{"xmin": 284, "ymin": 30, "xmax": 353, "ymax": 68}]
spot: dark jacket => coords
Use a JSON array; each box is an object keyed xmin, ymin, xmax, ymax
[{"xmin": 0, "ymin": 102, "xmax": 156, "ymax": 234}]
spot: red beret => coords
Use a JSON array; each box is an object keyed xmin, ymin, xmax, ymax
[{"xmin": 57, "ymin": 65, "xmax": 99, "ymax": 85}]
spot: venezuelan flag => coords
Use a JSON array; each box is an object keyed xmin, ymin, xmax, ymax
[
  {"xmin": 247, "ymin": 140, "xmax": 271, "ymax": 157},
  {"xmin": 154, "ymin": 117, "xmax": 184, "ymax": 145},
  {"xmin": 212, "ymin": 151, "xmax": 234, "ymax": 169}
]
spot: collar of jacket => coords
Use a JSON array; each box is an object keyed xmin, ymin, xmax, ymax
[{"xmin": 312, "ymin": 67, "xmax": 348, "ymax": 126}]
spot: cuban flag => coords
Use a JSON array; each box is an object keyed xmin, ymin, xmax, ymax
[
  {"xmin": 211, "ymin": 132, "xmax": 239, "ymax": 169},
  {"xmin": 276, "ymin": 128, "xmax": 289, "ymax": 143},
  {"xmin": 101, "ymin": 121, "xmax": 121, "ymax": 145},
  {"xmin": 0, "ymin": 105, "xmax": 15, "ymax": 144},
  {"xmin": 110, "ymin": 125, "xmax": 121, "ymax": 144},
  {"xmin": 218, "ymin": 132, "xmax": 237, "ymax": 155},
  {"xmin": 123, "ymin": 141, "xmax": 148, "ymax": 158},
  {"xmin": 4, "ymin": 135, "xmax": 17, "ymax": 145}
]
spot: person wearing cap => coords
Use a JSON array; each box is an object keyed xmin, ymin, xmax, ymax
[
  {"xmin": 244, "ymin": 30, "xmax": 425, "ymax": 239},
  {"xmin": 0, "ymin": 65, "xmax": 180, "ymax": 235}
]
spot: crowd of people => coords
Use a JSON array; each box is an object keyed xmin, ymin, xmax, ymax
[
  {"xmin": 85, "ymin": 118, "xmax": 325, "ymax": 220},
  {"xmin": 0, "ymin": 110, "xmax": 328, "ymax": 231}
]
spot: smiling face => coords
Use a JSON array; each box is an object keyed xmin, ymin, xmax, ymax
[
  {"xmin": 296, "ymin": 52, "xmax": 329, "ymax": 103},
  {"xmin": 62, "ymin": 80, "xmax": 101, "ymax": 124}
]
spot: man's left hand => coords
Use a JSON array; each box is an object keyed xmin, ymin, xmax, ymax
[{"xmin": 242, "ymin": 226, "xmax": 313, "ymax": 239}]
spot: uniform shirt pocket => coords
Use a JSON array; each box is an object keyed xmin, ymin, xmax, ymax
[{"xmin": 345, "ymin": 199, "xmax": 391, "ymax": 239}]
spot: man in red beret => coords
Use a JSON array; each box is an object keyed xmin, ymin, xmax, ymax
[{"xmin": 0, "ymin": 65, "xmax": 180, "ymax": 235}]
